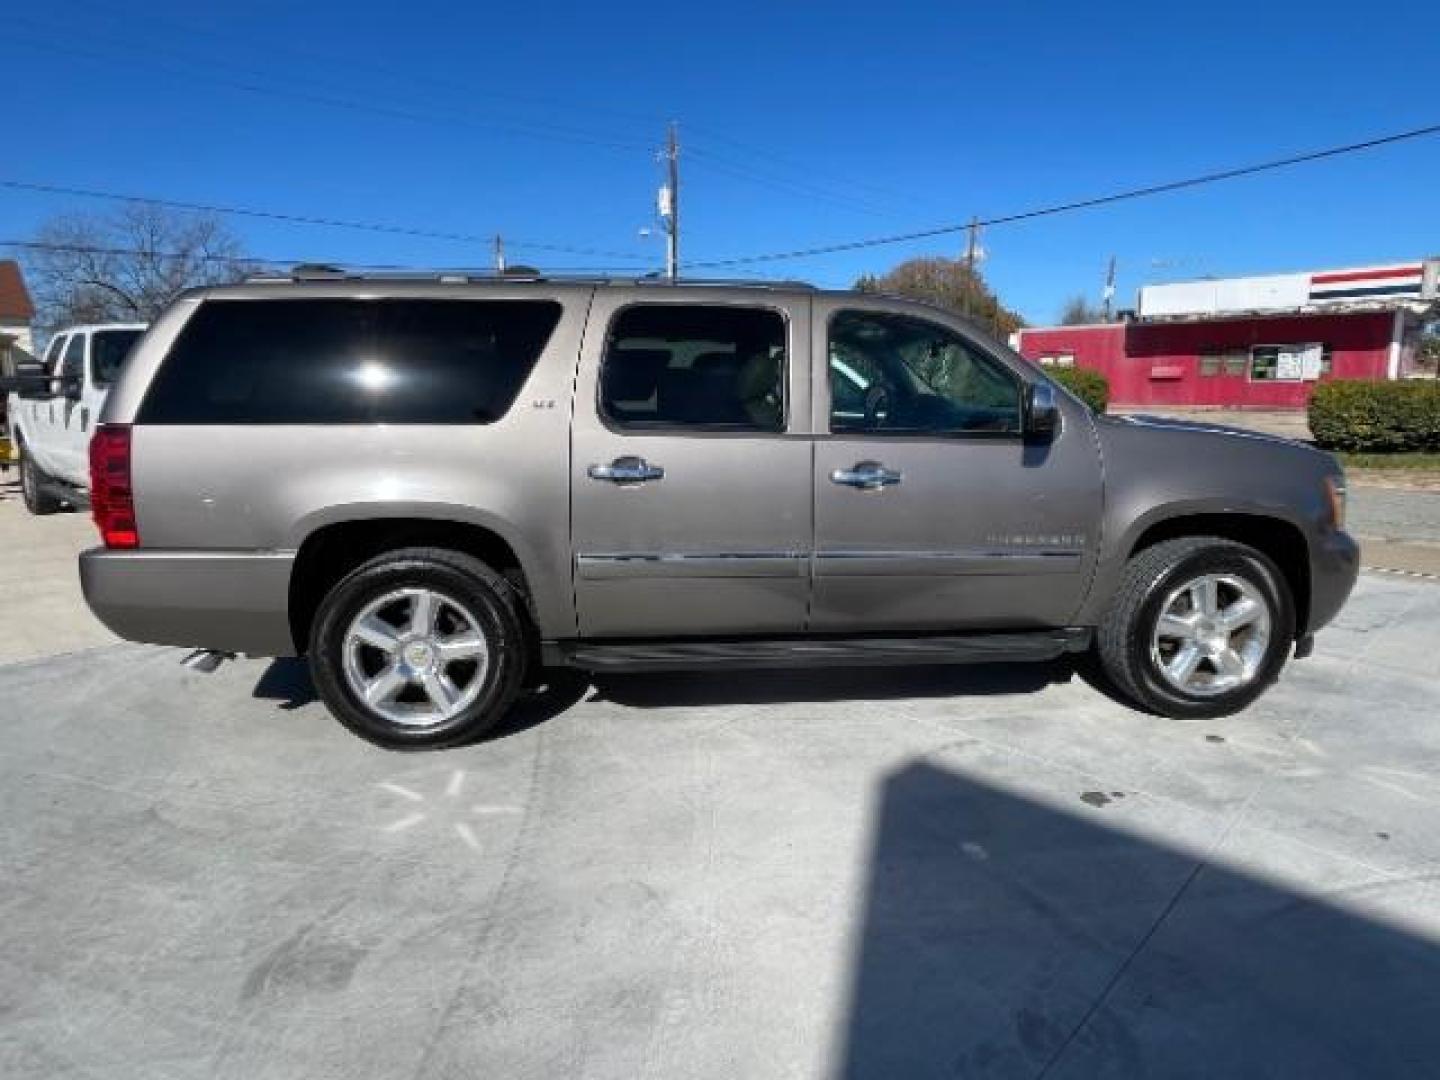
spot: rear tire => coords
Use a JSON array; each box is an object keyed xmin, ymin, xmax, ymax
[
  {"xmin": 20, "ymin": 449, "xmax": 62, "ymax": 515},
  {"xmin": 1097, "ymin": 536, "xmax": 1294, "ymax": 719},
  {"xmin": 308, "ymin": 547, "xmax": 529, "ymax": 749}
]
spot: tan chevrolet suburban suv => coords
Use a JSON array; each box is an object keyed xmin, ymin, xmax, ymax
[{"xmin": 80, "ymin": 271, "xmax": 1358, "ymax": 748}]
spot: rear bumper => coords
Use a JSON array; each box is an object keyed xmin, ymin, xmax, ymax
[
  {"xmin": 79, "ymin": 548, "xmax": 297, "ymax": 657},
  {"xmin": 1307, "ymin": 529, "xmax": 1360, "ymax": 635}
]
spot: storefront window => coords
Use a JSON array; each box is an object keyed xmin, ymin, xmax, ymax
[
  {"xmin": 1250, "ymin": 344, "xmax": 1325, "ymax": 382},
  {"xmin": 1200, "ymin": 349, "xmax": 1247, "ymax": 376}
]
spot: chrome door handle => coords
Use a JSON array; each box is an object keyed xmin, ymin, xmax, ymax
[
  {"xmin": 588, "ymin": 456, "xmax": 665, "ymax": 483},
  {"xmin": 830, "ymin": 461, "xmax": 902, "ymax": 490}
]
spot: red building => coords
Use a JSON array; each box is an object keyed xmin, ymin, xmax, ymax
[{"xmin": 1016, "ymin": 260, "xmax": 1438, "ymax": 409}]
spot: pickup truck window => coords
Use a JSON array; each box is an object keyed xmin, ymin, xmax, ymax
[
  {"xmin": 43, "ymin": 334, "xmax": 68, "ymax": 374},
  {"xmin": 137, "ymin": 299, "xmax": 561, "ymax": 425},
  {"xmin": 601, "ymin": 304, "xmax": 786, "ymax": 432},
  {"xmin": 828, "ymin": 310, "xmax": 1022, "ymax": 435},
  {"xmin": 92, "ymin": 329, "xmax": 145, "ymax": 388},
  {"xmin": 60, "ymin": 334, "xmax": 86, "ymax": 381}
]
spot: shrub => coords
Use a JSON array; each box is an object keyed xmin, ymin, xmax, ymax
[
  {"xmin": 1048, "ymin": 366, "xmax": 1109, "ymax": 413},
  {"xmin": 1308, "ymin": 380, "xmax": 1440, "ymax": 452}
]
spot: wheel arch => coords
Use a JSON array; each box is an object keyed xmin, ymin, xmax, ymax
[
  {"xmin": 1124, "ymin": 511, "xmax": 1311, "ymax": 639},
  {"xmin": 287, "ymin": 514, "xmax": 540, "ymax": 656}
]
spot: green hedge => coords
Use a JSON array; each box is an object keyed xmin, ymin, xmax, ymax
[
  {"xmin": 1048, "ymin": 366, "xmax": 1110, "ymax": 413},
  {"xmin": 1308, "ymin": 380, "xmax": 1440, "ymax": 452}
]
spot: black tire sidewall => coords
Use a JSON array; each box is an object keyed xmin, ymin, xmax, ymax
[
  {"xmin": 309, "ymin": 555, "xmax": 523, "ymax": 748},
  {"xmin": 20, "ymin": 454, "xmax": 36, "ymax": 512},
  {"xmin": 20, "ymin": 452, "xmax": 55, "ymax": 515},
  {"xmin": 1128, "ymin": 546, "xmax": 1294, "ymax": 718}
]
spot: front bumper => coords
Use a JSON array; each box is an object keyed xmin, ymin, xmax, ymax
[
  {"xmin": 79, "ymin": 548, "xmax": 298, "ymax": 657},
  {"xmin": 1307, "ymin": 529, "xmax": 1360, "ymax": 635}
]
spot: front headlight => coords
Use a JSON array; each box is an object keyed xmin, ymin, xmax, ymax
[{"xmin": 1324, "ymin": 474, "xmax": 1347, "ymax": 530}]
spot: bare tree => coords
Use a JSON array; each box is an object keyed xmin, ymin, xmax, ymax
[
  {"xmin": 26, "ymin": 204, "xmax": 254, "ymax": 333},
  {"xmin": 1058, "ymin": 294, "xmax": 1107, "ymax": 325}
]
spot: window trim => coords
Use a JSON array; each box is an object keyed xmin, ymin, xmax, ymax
[
  {"xmin": 596, "ymin": 300, "xmax": 793, "ymax": 438},
  {"xmin": 823, "ymin": 308, "xmax": 1027, "ymax": 440}
]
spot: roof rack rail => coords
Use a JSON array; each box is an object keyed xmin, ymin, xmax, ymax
[{"xmin": 243, "ymin": 265, "xmax": 817, "ymax": 290}]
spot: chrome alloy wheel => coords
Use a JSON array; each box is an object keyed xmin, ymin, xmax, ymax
[
  {"xmin": 1149, "ymin": 572, "xmax": 1272, "ymax": 698},
  {"xmin": 341, "ymin": 587, "xmax": 490, "ymax": 726}
]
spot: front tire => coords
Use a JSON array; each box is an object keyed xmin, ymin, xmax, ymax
[
  {"xmin": 1097, "ymin": 536, "xmax": 1294, "ymax": 719},
  {"xmin": 20, "ymin": 449, "xmax": 62, "ymax": 515},
  {"xmin": 308, "ymin": 548, "xmax": 529, "ymax": 749}
]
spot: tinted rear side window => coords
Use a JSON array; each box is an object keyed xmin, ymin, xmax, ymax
[
  {"xmin": 138, "ymin": 299, "xmax": 562, "ymax": 424},
  {"xmin": 600, "ymin": 304, "xmax": 786, "ymax": 432}
]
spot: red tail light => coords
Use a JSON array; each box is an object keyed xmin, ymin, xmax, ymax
[{"xmin": 90, "ymin": 424, "xmax": 139, "ymax": 549}]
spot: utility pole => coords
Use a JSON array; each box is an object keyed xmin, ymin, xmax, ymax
[
  {"xmin": 1102, "ymin": 255, "xmax": 1117, "ymax": 321},
  {"xmin": 493, "ymin": 234, "xmax": 506, "ymax": 274},
  {"xmin": 660, "ymin": 121, "xmax": 680, "ymax": 280},
  {"xmin": 962, "ymin": 217, "xmax": 981, "ymax": 320}
]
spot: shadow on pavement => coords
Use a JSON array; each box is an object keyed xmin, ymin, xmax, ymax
[
  {"xmin": 251, "ymin": 658, "xmax": 591, "ymax": 741},
  {"xmin": 839, "ymin": 760, "xmax": 1440, "ymax": 1077},
  {"xmin": 256, "ymin": 657, "xmax": 1076, "ymax": 726},
  {"xmin": 592, "ymin": 660, "xmax": 1071, "ymax": 709}
]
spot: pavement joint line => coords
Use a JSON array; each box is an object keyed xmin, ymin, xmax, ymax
[
  {"xmin": 1035, "ymin": 584, "xmax": 1404, "ymax": 1078},
  {"xmin": 1362, "ymin": 565, "xmax": 1440, "ymax": 582}
]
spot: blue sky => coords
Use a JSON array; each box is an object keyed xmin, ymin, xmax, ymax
[{"xmin": 3, "ymin": 0, "xmax": 1437, "ymax": 324}]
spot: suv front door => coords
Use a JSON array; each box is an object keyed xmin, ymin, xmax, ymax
[
  {"xmin": 570, "ymin": 294, "xmax": 812, "ymax": 637},
  {"xmin": 810, "ymin": 299, "xmax": 1102, "ymax": 632}
]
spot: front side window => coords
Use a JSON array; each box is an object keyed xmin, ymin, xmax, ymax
[
  {"xmin": 600, "ymin": 304, "xmax": 786, "ymax": 432},
  {"xmin": 91, "ymin": 329, "xmax": 144, "ymax": 388},
  {"xmin": 138, "ymin": 299, "xmax": 562, "ymax": 424},
  {"xmin": 828, "ymin": 310, "xmax": 1021, "ymax": 435},
  {"xmin": 44, "ymin": 334, "xmax": 68, "ymax": 374},
  {"xmin": 60, "ymin": 333, "xmax": 85, "ymax": 380}
]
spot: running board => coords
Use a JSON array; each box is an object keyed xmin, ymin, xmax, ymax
[{"xmin": 545, "ymin": 628, "xmax": 1092, "ymax": 673}]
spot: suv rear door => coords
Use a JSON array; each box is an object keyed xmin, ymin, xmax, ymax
[
  {"xmin": 809, "ymin": 297, "xmax": 1102, "ymax": 631},
  {"xmin": 570, "ymin": 291, "xmax": 813, "ymax": 637}
]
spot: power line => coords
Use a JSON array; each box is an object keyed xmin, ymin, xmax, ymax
[
  {"xmin": 684, "ymin": 120, "xmax": 1440, "ymax": 269},
  {"xmin": 686, "ymin": 126, "xmax": 928, "ymax": 210},
  {"xmin": 2, "ymin": 239, "xmax": 377, "ymax": 268},
  {"xmin": 0, "ymin": 238, "xmax": 636, "ymax": 276},
  {"xmin": 8, "ymin": 22, "xmax": 653, "ymax": 156},
  {"xmin": 0, "ymin": 177, "xmax": 651, "ymax": 263},
  {"xmin": 56, "ymin": 0, "xmax": 672, "ymax": 130},
  {"xmin": 686, "ymin": 147, "xmax": 901, "ymax": 219}
]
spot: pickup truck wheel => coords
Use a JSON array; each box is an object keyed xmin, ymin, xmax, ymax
[
  {"xmin": 1098, "ymin": 536, "xmax": 1294, "ymax": 719},
  {"xmin": 20, "ymin": 451, "xmax": 63, "ymax": 515},
  {"xmin": 308, "ymin": 548, "xmax": 528, "ymax": 749}
]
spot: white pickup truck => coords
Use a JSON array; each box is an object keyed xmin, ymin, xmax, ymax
[{"xmin": 5, "ymin": 323, "xmax": 147, "ymax": 514}]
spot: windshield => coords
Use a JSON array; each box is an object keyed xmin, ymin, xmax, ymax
[{"xmin": 91, "ymin": 329, "xmax": 145, "ymax": 388}]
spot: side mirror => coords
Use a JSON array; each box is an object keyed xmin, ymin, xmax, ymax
[
  {"xmin": 1024, "ymin": 382, "xmax": 1060, "ymax": 441},
  {"xmin": 3, "ymin": 361, "xmax": 53, "ymax": 401},
  {"xmin": 60, "ymin": 374, "xmax": 83, "ymax": 401}
]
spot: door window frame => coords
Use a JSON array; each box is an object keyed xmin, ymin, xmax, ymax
[
  {"xmin": 821, "ymin": 307, "xmax": 1027, "ymax": 440},
  {"xmin": 596, "ymin": 300, "xmax": 794, "ymax": 438}
]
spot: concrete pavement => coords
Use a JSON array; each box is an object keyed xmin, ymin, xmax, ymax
[
  {"xmin": 0, "ymin": 479, "xmax": 116, "ymax": 664},
  {"xmin": 3, "ymin": 574, "xmax": 1440, "ymax": 1078}
]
